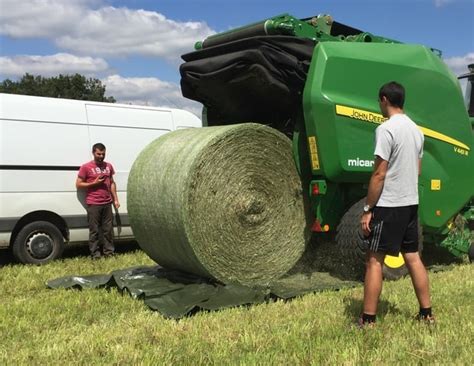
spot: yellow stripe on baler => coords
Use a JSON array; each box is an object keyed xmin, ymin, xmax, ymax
[
  {"xmin": 418, "ymin": 126, "xmax": 470, "ymax": 151},
  {"xmin": 335, "ymin": 104, "xmax": 470, "ymax": 151}
]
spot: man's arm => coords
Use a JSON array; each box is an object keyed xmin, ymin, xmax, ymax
[
  {"xmin": 361, "ymin": 156, "xmax": 388, "ymax": 236},
  {"xmin": 110, "ymin": 176, "xmax": 120, "ymax": 209},
  {"xmin": 366, "ymin": 156, "xmax": 388, "ymax": 208},
  {"xmin": 76, "ymin": 176, "xmax": 103, "ymax": 189}
]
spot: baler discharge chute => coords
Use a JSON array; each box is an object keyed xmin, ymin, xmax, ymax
[{"xmin": 180, "ymin": 36, "xmax": 314, "ymax": 135}]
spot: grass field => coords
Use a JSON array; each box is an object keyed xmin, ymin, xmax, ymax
[{"xmin": 0, "ymin": 243, "xmax": 472, "ymax": 365}]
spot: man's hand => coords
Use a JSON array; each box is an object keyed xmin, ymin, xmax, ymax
[
  {"xmin": 76, "ymin": 176, "xmax": 103, "ymax": 189},
  {"xmin": 94, "ymin": 175, "xmax": 105, "ymax": 184},
  {"xmin": 114, "ymin": 200, "xmax": 120, "ymax": 209},
  {"xmin": 360, "ymin": 211, "xmax": 373, "ymax": 237}
]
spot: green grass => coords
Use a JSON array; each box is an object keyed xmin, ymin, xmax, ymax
[{"xmin": 0, "ymin": 245, "xmax": 472, "ymax": 365}]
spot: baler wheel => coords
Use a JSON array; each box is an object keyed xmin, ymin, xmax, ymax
[
  {"xmin": 336, "ymin": 198, "xmax": 423, "ymax": 281},
  {"xmin": 382, "ymin": 222, "xmax": 423, "ymax": 281},
  {"xmin": 382, "ymin": 255, "xmax": 408, "ymax": 280},
  {"xmin": 469, "ymin": 244, "xmax": 474, "ymax": 263},
  {"xmin": 335, "ymin": 198, "xmax": 369, "ymax": 280},
  {"xmin": 382, "ymin": 232, "xmax": 423, "ymax": 281}
]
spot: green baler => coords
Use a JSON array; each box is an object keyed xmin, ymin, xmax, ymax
[{"xmin": 180, "ymin": 13, "xmax": 474, "ymax": 277}]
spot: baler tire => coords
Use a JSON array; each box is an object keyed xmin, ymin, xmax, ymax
[
  {"xmin": 382, "ymin": 260, "xmax": 408, "ymax": 281},
  {"xmin": 335, "ymin": 198, "xmax": 368, "ymax": 280},
  {"xmin": 382, "ymin": 225, "xmax": 423, "ymax": 281},
  {"xmin": 468, "ymin": 244, "xmax": 474, "ymax": 263},
  {"xmin": 336, "ymin": 198, "xmax": 423, "ymax": 281}
]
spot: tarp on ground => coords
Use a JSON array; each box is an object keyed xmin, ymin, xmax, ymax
[{"xmin": 47, "ymin": 265, "xmax": 359, "ymax": 319}]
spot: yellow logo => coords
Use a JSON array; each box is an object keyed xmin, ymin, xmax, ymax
[
  {"xmin": 335, "ymin": 104, "xmax": 470, "ymax": 154},
  {"xmin": 335, "ymin": 105, "xmax": 386, "ymax": 124}
]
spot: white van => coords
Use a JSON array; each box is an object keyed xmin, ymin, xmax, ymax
[{"xmin": 0, "ymin": 93, "xmax": 201, "ymax": 264}]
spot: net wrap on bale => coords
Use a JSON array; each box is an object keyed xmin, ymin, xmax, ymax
[{"xmin": 128, "ymin": 123, "xmax": 310, "ymax": 286}]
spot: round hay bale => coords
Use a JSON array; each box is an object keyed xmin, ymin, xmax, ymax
[{"xmin": 127, "ymin": 123, "xmax": 310, "ymax": 286}]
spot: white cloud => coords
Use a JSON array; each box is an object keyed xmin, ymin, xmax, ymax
[
  {"xmin": 0, "ymin": 0, "xmax": 214, "ymax": 60},
  {"xmin": 102, "ymin": 74, "xmax": 202, "ymax": 116},
  {"xmin": 444, "ymin": 53, "xmax": 474, "ymax": 95},
  {"xmin": 57, "ymin": 7, "xmax": 214, "ymax": 60},
  {"xmin": 434, "ymin": 0, "xmax": 455, "ymax": 7},
  {"xmin": 0, "ymin": 53, "xmax": 109, "ymax": 77},
  {"xmin": 444, "ymin": 52, "xmax": 474, "ymax": 76},
  {"xmin": 0, "ymin": 0, "xmax": 90, "ymax": 38}
]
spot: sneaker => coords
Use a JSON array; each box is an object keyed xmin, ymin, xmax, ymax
[
  {"xmin": 357, "ymin": 316, "xmax": 376, "ymax": 329},
  {"xmin": 415, "ymin": 313, "xmax": 436, "ymax": 325}
]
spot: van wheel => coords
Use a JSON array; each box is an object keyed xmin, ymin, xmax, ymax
[{"xmin": 12, "ymin": 221, "xmax": 65, "ymax": 264}]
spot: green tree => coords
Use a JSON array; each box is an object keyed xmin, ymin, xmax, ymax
[{"xmin": 0, "ymin": 73, "xmax": 116, "ymax": 102}]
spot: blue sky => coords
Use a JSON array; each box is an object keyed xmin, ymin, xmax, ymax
[{"xmin": 1, "ymin": 0, "xmax": 473, "ymax": 113}]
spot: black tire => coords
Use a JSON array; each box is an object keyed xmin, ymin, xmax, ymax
[
  {"xmin": 469, "ymin": 244, "xmax": 474, "ymax": 263},
  {"xmin": 12, "ymin": 221, "xmax": 65, "ymax": 265},
  {"xmin": 382, "ymin": 225, "xmax": 423, "ymax": 281},
  {"xmin": 335, "ymin": 198, "xmax": 368, "ymax": 280},
  {"xmin": 381, "ymin": 257, "xmax": 408, "ymax": 280},
  {"xmin": 336, "ymin": 198, "xmax": 423, "ymax": 281}
]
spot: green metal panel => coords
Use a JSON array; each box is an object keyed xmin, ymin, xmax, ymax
[{"xmin": 302, "ymin": 42, "xmax": 474, "ymax": 231}]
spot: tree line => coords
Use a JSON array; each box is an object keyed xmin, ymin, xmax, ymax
[{"xmin": 0, "ymin": 73, "xmax": 116, "ymax": 102}]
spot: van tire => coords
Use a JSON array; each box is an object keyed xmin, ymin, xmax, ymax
[{"xmin": 12, "ymin": 221, "xmax": 65, "ymax": 264}]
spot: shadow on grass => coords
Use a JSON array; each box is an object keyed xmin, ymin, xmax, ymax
[
  {"xmin": 291, "ymin": 234, "xmax": 466, "ymax": 283},
  {"xmin": 0, "ymin": 248, "xmax": 15, "ymax": 266},
  {"xmin": 343, "ymin": 296, "xmax": 402, "ymax": 321},
  {"xmin": 0, "ymin": 240, "xmax": 141, "ymax": 266},
  {"xmin": 61, "ymin": 240, "xmax": 141, "ymax": 259},
  {"xmin": 422, "ymin": 244, "xmax": 465, "ymax": 267},
  {"xmin": 288, "ymin": 236, "xmax": 364, "ymax": 282}
]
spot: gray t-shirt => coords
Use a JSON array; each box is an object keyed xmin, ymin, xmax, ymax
[{"xmin": 374, "ymin": 113, "xmax": 424, "ymax": 207}]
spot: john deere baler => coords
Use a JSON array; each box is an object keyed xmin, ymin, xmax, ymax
[{"xmin": 180, "ymin": 14, "xmax": 474, "ymax": 276}]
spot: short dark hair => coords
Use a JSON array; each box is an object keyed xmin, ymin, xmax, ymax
[
  {"xmin": 379, "ymin": 81, "xmax": 405, "ymax": 108},
  {"xmin": 92, "ymin": 143, "xmax": 106, "ymax": 152}
]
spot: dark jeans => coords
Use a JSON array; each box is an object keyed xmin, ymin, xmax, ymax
[{"xmin": 86, "ymin": 204, "xmax": 114, "ymax": 257}]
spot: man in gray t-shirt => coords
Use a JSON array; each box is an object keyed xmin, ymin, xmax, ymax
[
  {"xmin": 374, "ymin": 113, "xmax": 424, "ymax": 206},
  {"xmin": 358, "ymin": 81, "xmax": 434, "ymax": 327}
]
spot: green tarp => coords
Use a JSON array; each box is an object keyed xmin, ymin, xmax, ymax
[{"xmin": 47, "ymin": 265, "xmax": 359, "ymax": 319}]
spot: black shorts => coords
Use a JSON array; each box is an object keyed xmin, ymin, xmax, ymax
[{"xmin": 366, "ymin": 205, "xmax": 419, "ymax": 256}]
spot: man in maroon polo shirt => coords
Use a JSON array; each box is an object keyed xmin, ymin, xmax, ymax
[{"xmin": 76, "ymin": 143, "xmax": 120, "ymax": 259}]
